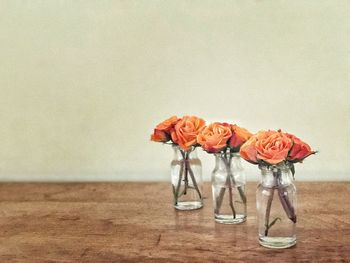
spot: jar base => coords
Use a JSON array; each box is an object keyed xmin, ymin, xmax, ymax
[
  {"xmin": 215, "ymin": 214, "xmax": 246, "ymax": 224},
  {"xmin": 259, "ymin": 236, "xmax": 296, "ymax": 249},
  {"xmin": 174, "ymin": 201, "xmax": 203, "ymax": 211}
]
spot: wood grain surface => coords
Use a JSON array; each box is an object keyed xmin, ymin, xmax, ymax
[{"xmin": 0, "ymin": 182, "xmax": 349, "ymax": 262}]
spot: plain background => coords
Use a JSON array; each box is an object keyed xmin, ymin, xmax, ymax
[{"xmin": 0, "ymin": 1, "xmax": 349, "ymax": 182}]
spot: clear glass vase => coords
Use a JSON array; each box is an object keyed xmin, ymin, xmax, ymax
[
  {"xmin": 211, "ymin": 150, "xmax": 247, "ymax": 224},
  {"xmin": 256, "ymin": 164, "xmax": 297, "ymax": 249},
  {"xmin": 170, "ymin": 146, "xmax": 203, "ymax": 210}
]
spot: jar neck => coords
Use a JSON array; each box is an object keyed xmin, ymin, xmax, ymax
[
  {"xmin": 172, "ymin": 145, "xmax": 197, "ymax": 160},
  {"xmin": 259, "ymin": 164, "xmax": 293, "ymax": 187},
  {"xmin": 214, "ymin": 151, "xmax": 242, "ymax": 171}
]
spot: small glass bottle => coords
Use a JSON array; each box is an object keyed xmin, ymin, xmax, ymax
[
  {"xmin": 256, "ymin": 164, "xmax": 297, "ymax": 248},
  {"xmin": 211, "ymin": 150, "xmax": 247, "ymax": 224},
  {"xmin": 170, "ymin": 146, "xmax": 203, "ymax": 210}
]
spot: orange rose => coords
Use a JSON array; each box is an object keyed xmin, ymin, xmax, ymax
[
  {"xmin": 171, "ymin": 116, "xmax": 205, "ymax": 151},
  {"xmin": 155, "ymin": 115, "xmax": 179, "ymax": 132},
  {"xmin": 197, "ymin": 122, "xmax": 232, "ymax": 153},
  {"xmin": 151, "ymin": 129, "xmax": 169, "ymax": 142},
  {"xmin": 240, "ymin": 135, "xmax": 258, "ymax": 164},
  {"xmin": 229, "ymin": 124, "xmax": 253, "ymax": 150},
  {"xmin": 151, "ymin": 116, "xmax": 179, "ymax": 143},
  {"xmin": 255, "ymin": 130, "xmax": 293, "ymax": 165},
  {"xmin": 285, "ymin": 133, "xmax": 315, "ymax": 162}
]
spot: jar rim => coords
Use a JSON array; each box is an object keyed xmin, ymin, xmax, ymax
[
  {"xmin": 172, "ymin": 144, "xmax": 196, "ymax": 153},
  {"xmin": 214, "ymin": 151, "xmax": 240, "ymax": 157},
  {"xmin": 258, "ymin": 162, "xmax": 292, "ymax": 171}
]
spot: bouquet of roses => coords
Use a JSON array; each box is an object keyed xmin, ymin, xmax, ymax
[
  {"xmin": 240, "ymin": 129, "xmax": 315, "ymax": 234},
  {"xmin": 197, "ymin": 122, "xmax": 252, "ymax": 218},
  {"xmin": 240, "ymin": 129, "xmax": 315, "ymax": 176},
  {"xmin": 151, "ymin": 115, "xmax": 206, "ymax": 207}
]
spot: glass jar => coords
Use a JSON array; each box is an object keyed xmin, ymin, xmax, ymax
[
  {"xmin": 170, "ymin": 146, "xmax": 203, "ymax": 210},
  {"xmin": 256, "ymin": 164, "xmax": 297, "ymax": 248},
  {"xmin": 211, "ymin": 150, "xmax": 247, "ymax": 224}
]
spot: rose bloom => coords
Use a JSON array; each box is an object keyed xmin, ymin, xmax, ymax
[
  {"xmin": 197, "ymin": 122, "xmax": 232, "ymax": 153},
  {"xmin": 151, "ymin": 115, "xmax": 179, "ymax": 143},
  {"xmin": 255, "ymin": 130, "xmax": 293, "ymax": 165},
  {"xmin": 239, "ymin": 135, "xmax": 259, "ymax": 164},
  {"xmin": 171, "ymin": 116, "xmax": 205, "ymax": 151},
  {"xmin": 229, "ymin": 124, "xmax": 253, "ymax": 150},
  {"xmin": 155, "ymin": 115, "xmax": 179, "ymax": 132},
  {"xmin": 285, "ymin": 133, "xmax": 315, "ymax": 162},
  {"xmin": 151, "ymin": 129, "xmax": 169, "ymax": 142}
]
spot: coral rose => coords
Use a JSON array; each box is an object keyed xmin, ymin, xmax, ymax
[
  {"xmin": 255, "ymin": 130, "xmax": 293, "ymax": 165},
  {"xmin": 151, "ymin": 129, "xmax": 169, "ymax": 142},
  {"xmin": 239, "ymin": 135, "xmax": 258, "ymax": 164},
  {"xmin": 155, "ymin": 115, "xmax": 179, "ymax": 132},
  {"xmin": 171, "ymin": 116, "xmax": 205, "ymax": 151},
  {"xmin": 150, "ymin": 115, "xmax": 179, "ymax": 143},
  {"xmin": 197, "ymin": 122, "xmax": 232, "ymax": 153},
  {"xmin": 229, "ymin": 124, "xmax": 253, "ymax": 150},
  {"xmin": 285, "ymin": 133, "xmax": 315, "ymax": 162}
]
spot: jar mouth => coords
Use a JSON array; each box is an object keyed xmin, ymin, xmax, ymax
[
  {"xmin": 172, "ymin": 144, "xmax": 196, "ymax": 154},
  {"xmin": 214, "ymin": 151, "xmax": 241, "ymax": 157},
  {"xmin": 258, "ymin": 162, "xmax": 292, "ymax": 172}
]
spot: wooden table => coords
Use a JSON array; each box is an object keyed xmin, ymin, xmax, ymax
[{"xmin": 0, "ymin": 182, "xmax": 349, "ymax": 262}]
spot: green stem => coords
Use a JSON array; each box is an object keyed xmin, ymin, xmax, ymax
[
  {"xmin": 225, "ymin": 153, "xmax": 246, "ymax": 204},
  {"xmin": 184, "ymin": 156, "xmax": 189, "ymax": 195},
  {"xmin": 215, "ymin": 151, "xmax": 246, "ymax": 216},
  {"xmin": 264, "ymin": 186, "xmax": 275, "ymax": 236},
  {"xmin": 177, "ymin": 149, "xmax": 201, "ymax": 201},
  {"xmin": 276, "ymin": 171, "xmax": 297, "ymax": 223},
  {"xmin": 215, "ymin": 175, "xmax": 229, "ymax": 214},
  {"xmin": 264, "ymin": 168, "xmax": 297, "ymax": 236},
  {"xmin": 228, "ymin": 179, "xmax": 236, "ymax": 219},
  {"xmin": 174, "ymin": 160, "xmax": 184, "ymax": 205},
  {"xmin": 225, "ymin": 154, "xmax": 236, "ymax": 219},
  {"xmin": 180, "ymin": 151, "xmax": 189, "ymax": 195},
  {"xmin": 188, "ymin": 165, "xmax": 202, "ymax": 200}
]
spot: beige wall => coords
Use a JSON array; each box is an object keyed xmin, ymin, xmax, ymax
[{"xmin": 0, "ymin": 1, "xmax": 349, "ymax": 181}]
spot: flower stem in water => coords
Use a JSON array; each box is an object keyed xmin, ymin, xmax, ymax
[
  {"xmin": 264, "ymin": 168, "xmax": 297, "ymax": 236},
  {"xmin": 276, "ymin": 171, "xmax": 297, "ymax": 223},
  {"xmin": 188, "ymin": 165, "xmax": 202, "ymax": 200},
  {"xmin": 228, "ymin": 180, "xmax": 236, "ymax": 218},
  {"xmin": 264, "ymin": 187, "xmax": 275, "ymax": 236},
  {"xmin": 174, "ymin": 149, "xmax": 202, "ymax": 203},
  {"xmin": 174, "ymin": 160, "xmax": 184, "ymax": 205},
  {"xmin": 215, "ymin": 152, "xmax": 246, "ymax": 217}
]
